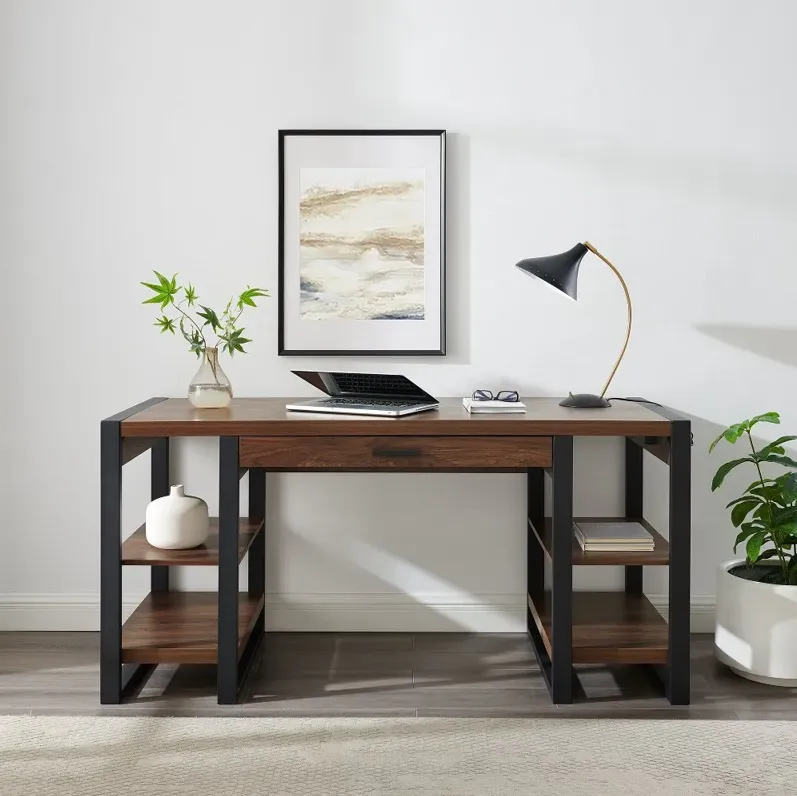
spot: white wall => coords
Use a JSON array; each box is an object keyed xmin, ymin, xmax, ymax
[{"xmin": 3, "ymin": 0, "xmax": 797, "ymax": 631}]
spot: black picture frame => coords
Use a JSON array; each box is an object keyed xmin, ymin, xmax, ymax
[{"xmin": 278, "ymin": 129, "xmax": 446, "ymax": 356}]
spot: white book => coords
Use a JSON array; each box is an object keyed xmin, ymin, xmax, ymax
[
  {"xmin": 574, "ymin": 528, "xmax": 652, "ymax": 547},
  {"xmin": 573, "ymin": 522, "xmax": 656, "ymax": 553},
  {"xmin": 462, "ymin": 397, "xmax": 526, "ymax": 414},
  {"xmin": 578, "ymin": 542, "xmax": 655, "ymax": 552},
  {"xmin": 574, "ymin": 521, "xmax": 653, "ymax": 543}
]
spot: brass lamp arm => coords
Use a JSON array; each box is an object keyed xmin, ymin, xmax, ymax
[{"xmin": 583, "ymin": 241, "xmax": 633, "ymax": 398}]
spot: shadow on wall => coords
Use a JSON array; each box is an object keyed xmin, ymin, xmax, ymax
[
  {"xmin": 263, "ymin": 468, "xmax": 524, "ymax": 633},
  {"xmin": 695, "ymin": 324, "xmax": 797, "ymax": 368},
  {"xmin": 269, "ymin": 529, "xmax": 522, "ymax": 633}
]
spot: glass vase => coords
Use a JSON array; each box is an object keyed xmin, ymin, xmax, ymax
[{"xmin": 187, "ymin": 347, "xmax": 232, "ymax": 408}]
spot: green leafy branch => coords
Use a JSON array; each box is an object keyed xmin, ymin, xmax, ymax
[
  {"xmin": 710, "ymin": 411, "xmax": 797, "ymax": 584},
  {"xmin": 142, "ymin": 271, "xmax": 268, "ymax": 357}
]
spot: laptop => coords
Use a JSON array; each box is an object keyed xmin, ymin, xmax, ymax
[{"xmin": 286, "ymin": 371, "xmax": 439, "ymax": 417}]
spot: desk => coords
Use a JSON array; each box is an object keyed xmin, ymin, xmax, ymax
[{"xmin": 100, "ymin": 397, "xmax": 691, "ymax": 705}]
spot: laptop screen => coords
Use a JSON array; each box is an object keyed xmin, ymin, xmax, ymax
[
  {"xmin": 291, "ymin": 371, "xmax": 436, "ymax": 401},
  {"xmin": 329, "ymin": 372, "xmax": 430, "ymax": 399}
]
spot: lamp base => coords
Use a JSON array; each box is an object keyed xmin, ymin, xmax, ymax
[{"xmin": 559, "ymin": 393, "xmax": 611, "ymax": 409}]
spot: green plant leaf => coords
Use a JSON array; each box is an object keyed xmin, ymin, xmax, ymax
[
  {"xmin": 731, "ymin": 500, "xmax": 760, "ymax": 527},
  {"xmin": 197, "ymin": 305, "xmax": 222, "ymax": 331},
  {"xmin": 184, "ymin": 283, "xmax": 197, "ymax": 306},
  {"xmin": 220, "ymin": 326, "xmax": 252, "ymax": 356},
  {"xmin": 153, "ymin": 270, "xmax": 171, "ymax": 288},
  {"xmin": 754, "ymin": 503, "xmax": 774, "ymax": 525},
  {"xmin": 725, "ymin": 495, "xmax": 764, "ymax": 508},
  {"xmin": 748, "ymin": 412, "xmax": 780, "ymax": 429},
  {"xmin": 141, "ymin": 271, "xmax": 179, "ymax": 308},
  {"xmin": 746, "ymin": 531, "xmax": 766, "ymax": 563},
  {"xmin": 757, "ymin": 434, "xmax": 797, "ymax": 457},
  {"xmin": 772, "ymin": 522, "xmax": 797, "ymax": 546},
  {"xmin": 710, "ymin": 422, "xmax": 749, "ymax": 453},
  {"xmin": 744, "ymin": 478, "xmax": 776, "ymax": 492},
  {"xmin": 190, "ymin": 330, "xmax": 203, "ymax": 356},
  {"xmin": 760, "ymin": 454, "xmax": 797, "ymax": 469},
  {"xmin": 711, "ymin": 457, "xmax": 753, "ymax": 491},
  {"xmin": 773, "ymin": 506, "xmax": 797, "ymax": 525},
  {"xmin": 788, "ymin": 553, "xmax": 797, "ymax": 571},
  {"xmin": 756, "ymin": 445, "xmax": 786, "ymax": 458},
  {"xmin": 734, "ymin": 524, "xmax": 762, "ymax": 553},
  {"xmin": 775, "ymin": 472, "xmax": 797, "ymax": 500},
  {"xmin": 154, "ymin": 315, "xmax": 176, "ymax": 334},
  {"xmin": 749, "ymin": 484, "xmax": 786, "ymax": 505},
  {"xmin": 755, "ymin": 548, "xmax": 781, "ymax": 561},
  {"xmin": 237, "ymin": 286, "xmax": 269, "ymax": 309}
]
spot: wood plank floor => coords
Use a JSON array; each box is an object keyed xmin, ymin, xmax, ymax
[{"xmin": 1, "ymin": 632, "xmax": 795, "ymax": 718}]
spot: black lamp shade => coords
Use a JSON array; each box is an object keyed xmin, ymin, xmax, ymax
[{"xmin": 515, "ymin": 242, "xmax": 588, "ymax": 300}]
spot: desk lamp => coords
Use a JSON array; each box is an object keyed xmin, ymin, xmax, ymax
[{"xmin": 515, "ymin": 242, "xmax": 632, "ymax": 409}]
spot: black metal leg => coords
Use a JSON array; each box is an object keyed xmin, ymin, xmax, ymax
[
  {"xmin": 527, "ymin": 468, "xmax": 545, "ymax": 621},
  {"xmin": 248, "ymin": 468, "xmax": 266, "ymax": 597},
  {"xmin": 668, "ymin": 420, "xmax": 691, "ymax": 704},
  {"xmin": 624, "ymin": 438, "xmax": 644, "ymax": 596},
  {"xmin": 248, "ymin": 467, "xmax": 266, "ymax": 643},
  {"xmin": 550, "ymin": 436, "xmax": 574, "ymax": 704},
  {"xmin": 100, "ymin": 420, "xmax": 123, "ymax": 704},
  {"xmin": 150, "ymin": 437, "xmax": 170, "ymax": 593},
  {"xmin": 624, "ymin": 566, "xmax": 643, "ymax": 595},
  {"xmin": 218, "ymin": 436, "xmax": 241, "ymax": 705}
]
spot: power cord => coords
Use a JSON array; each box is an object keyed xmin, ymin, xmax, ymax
[{"xmin": 606, "ymin": 397, "xmax": 663, "ymax": 407}]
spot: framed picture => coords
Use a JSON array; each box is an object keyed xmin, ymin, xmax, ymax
[{"xmin": 278, "ymin": 129, "xmax": 446, "ymax": 355}]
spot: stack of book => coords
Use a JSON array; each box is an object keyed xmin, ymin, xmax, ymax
[{"xmin": 573, "ymin": 521, "xmax": 654, "ymax": 552}]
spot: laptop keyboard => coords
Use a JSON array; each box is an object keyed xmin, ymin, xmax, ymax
[{"xmin": 318, "ymin": 398, "xmax": 420, "ymax": 408}]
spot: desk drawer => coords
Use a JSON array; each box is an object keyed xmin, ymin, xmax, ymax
[{"xmin": 239, "ymin": 436, "xmax": 552, "ymax": 469}]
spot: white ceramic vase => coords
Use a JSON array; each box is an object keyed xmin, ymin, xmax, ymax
[
  {"xmin": 145, "ymin": 485, "xmax": 210, "ymax": 550},
  {"xmin": 715, "ymin": 559, "xmax": 797, "ymax": 686}
]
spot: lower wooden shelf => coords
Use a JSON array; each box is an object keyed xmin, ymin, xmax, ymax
[
  {"xmin": 121, "ymin": 591, "xmax": 265, "ymax": 664},
  {"xmin": 527, "ymin": 590, "xmax": 668, "ymax": 665},
  {"xmin": 529, "ymin": 517, "xmax": 670, "ymax": 565}
]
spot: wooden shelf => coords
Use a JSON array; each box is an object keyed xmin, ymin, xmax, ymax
[
  {"xmin": 527, "ymin": 590, "xmax": 668, "ymax": 664},
  {"xmin": 122, "ymin": 518, "xmax": 264, "ymax": 566},
  {"xmin": 529, "ymin": 517, "xmax": 669, "ymax": 565},
  {"xmin": 121, "ymin": 591, "xmax": 264, "ymax": 664}
]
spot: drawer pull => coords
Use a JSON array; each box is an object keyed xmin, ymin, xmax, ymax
[{"xmin": 372, "ymin": 448, "xmax": 423, "ymax": 458}]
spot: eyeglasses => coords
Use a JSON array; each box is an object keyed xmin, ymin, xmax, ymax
[{"xmin": 471, "ymin": 390, "xmax": 519, "ymax": 402}]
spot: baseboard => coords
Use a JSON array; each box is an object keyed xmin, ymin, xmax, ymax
[
  {"xmin": 648, "ymin": 594, "xmax": 716, "ymax": 634},
  {"xmin": 264, "ymin": 594, "xmax": 525, "ymax": 633},
  {"xmin": 0, "ymin": 592, "xmax": 716, "ymax": 634},
  {"xmin": 0, "ymin": 594, "xmax": 144, "ymax": 632}
]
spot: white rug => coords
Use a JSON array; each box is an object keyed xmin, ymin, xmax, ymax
[{"xmin": 0, "ymin": 717, "xmax": 793, "ymax": 796}]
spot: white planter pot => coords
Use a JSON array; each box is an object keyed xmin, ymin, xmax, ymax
[
  {"xmin": 145, "ymin": 485, "xmax": 209, "ymax": 550},
  {"xmin": 715, "ymin": 558, "xmax": 797, "ymax": 686}
]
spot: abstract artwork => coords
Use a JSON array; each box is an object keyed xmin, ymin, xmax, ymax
[
  {"xmin": 299, "ymin": 168, "xmax": 425, "ymax": 322},
  {"xmin": 279, "ymin": 131, "xmax": 445, "ymax": 355}
]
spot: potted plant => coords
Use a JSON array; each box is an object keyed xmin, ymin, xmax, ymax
[
  {"xmin": 710, "ymin": 411, "xmax": 797, "ymax": 685},
  {"xmin": 142, "ymin": 271, "xmax": 268, "ymax": 408}
]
